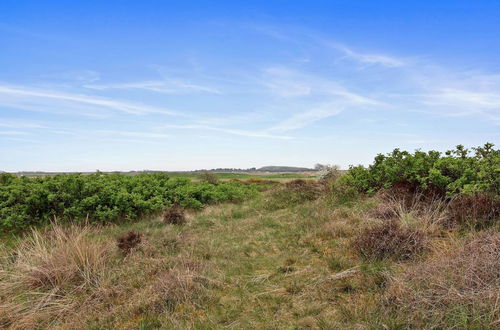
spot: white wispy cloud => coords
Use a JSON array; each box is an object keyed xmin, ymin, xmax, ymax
[
  {"xmin": 336, "ymin": 44, "xmax": 405, "ymax": 67},
  {"xmin": 256, "ymin": 26, "xmax": 406, "ymax": 68},
  {"xmin": 94, "ymin": 130, "xmax": 171, "ymax": 139},
  {"xmin": 0, "ymin": 130, "xmax": 30, "ymax": 135},
  {"xmin": 407, "ymin": 67, "xmax": 500, "ymax": 121},
  {"xmin": 41, "ymin": 70, "xmax": 101, "ymax": 83},
  {"xmin": 161, "ymin": 124, "xmax": 293, "ymax": 140},
  {"xmin": 260, "ymin": 66, "xmax": 381, "ymax": 132},
  {"xmin": 267, "ymin": 102, "xmax": 345, "ymax": 132},
  {"xmin": 0, "ymin": 120, "xmax": 47, "ymax": 129},
  {"xmin": 263, "ymin": 80, "xmax": 312, "ymax": 98},
  {"xmin": 0, "ymin": 85, "xmax": 185, "ymax": 117},
  {"xmin": 416, "ymin": 88, "xmax": 500, "ymax": 123},
  {"xmin": 261, "ymin": 66, "xmax": 381, "ymax": 102},
  {"xmin": 84, "ymin": 80, "xmax": 222, "ymax": 94},
  {"xmin": 422, "ymin": 88, "xmax": 500, "ymax": 111},
  {"xmin": 268, "ymin": 95, "xmax": 379, "ymax": 132}
]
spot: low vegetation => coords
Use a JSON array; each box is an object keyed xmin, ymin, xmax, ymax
[
  {"xmin": 0, "ymin": 173, "xmax": 257, "ymax": 232},
  {"xmin": 353, "ymin": 220, "xmax": 427, "ymax": 261},
  {"xmin": 116, "ymin": 230, "xmax": 142, "ymax": 253},
  {"xmin": 0, "ymin": 143, "xmax": 498, "ymax": 329},
  {"xmin": 385, "ymin": 232, "xmax": 500, "ymax": 328},
  {"xmin": 0, "ymin": 224, "xmax": 111, "ymax": 328},
  {"xmin": 162, "ymin": 204, "xmax": 186, "ymax": 225}
]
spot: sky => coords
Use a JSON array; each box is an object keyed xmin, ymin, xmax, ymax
[{"xmin": 1, "ymin": 1, "xmax": 499, "ymax": 171}]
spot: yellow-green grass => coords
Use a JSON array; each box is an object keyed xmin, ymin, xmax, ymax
[{"xmin": 0, "ymin": 186, "xmax": 498, "ymax": 329}]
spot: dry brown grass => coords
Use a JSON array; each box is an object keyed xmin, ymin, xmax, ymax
[
  {"xmin": 448, "ymin": 193, "xmax": 500, "ymax": 228},
  {"xmin": 151, "ymin": 259, "xmax": 209, "ymax": 313},
  {"xmin": 368, "ymin": 192, "xmax": 450, "ymax": 237},
  {"xmin": 244, "ymin": 177, "xmax": 279, "ymax": 185},
  {"xmin": 379, "ymin": 188, "xmax": 499, "ymax": 230},
  {"xmin": 367, "ymin": 202, "xmax": 396, "ymax": 220},
  {"xmin": 392, "ymin": 194, "xmax": 450, "ymax": 235},
  {"xmin": 353, "ymin": 220, "xmax": 427, "ymax": 261},
  {"xmin": 0, "ymin": 223, "xmax": 110, "ymax": 329},
  {"xmin": 385, "ymin": 232, "xmax": 500, "ymax": 328}
]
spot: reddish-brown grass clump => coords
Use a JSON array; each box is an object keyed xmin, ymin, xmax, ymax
[
  {"xmin": 162, "ymin": 204, "xmax": 186, "ymax": 225},
  {"xmin": 353, "ymin": 220, "xmax": 427, "ymax": 261},
  {"xmin": 116, "ymin": 230, "xmax": 142, "ymax": 253}
]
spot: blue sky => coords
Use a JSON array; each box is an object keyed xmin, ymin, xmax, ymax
[{"xmin": 1, "ymin": 1, "xmax": 499, "ymax": 171}]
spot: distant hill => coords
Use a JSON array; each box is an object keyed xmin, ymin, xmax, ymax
[{"xmin": 256, "ymin": 166, "xmax": 314, "ymax": 172}]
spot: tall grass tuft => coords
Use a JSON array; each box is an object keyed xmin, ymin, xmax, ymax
[
  {"xmin": 385, "ymin": 232, "xmax": 500, "ymax": 328},
  {"xmin": 0, "ymin": 223, "xmax": 110, "ymax": 328}
]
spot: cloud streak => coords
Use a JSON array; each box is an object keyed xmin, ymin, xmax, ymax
[
  {"xmin": 161, "ymin": 124, "xmax": 293, "ymax": 140},
  {"xmin": 335, "ymin": 44, "xmax": 405, "ymax": 67},
  {"xmin": 84, "ymin": 80, "xmax": 222, "ymax": 95},
  {"xmin": 0, "ymin": 85, "xmax": 185, "ymax": 117},
  {"xmin": 260, "ymin": 66, "xmax": 381, "ymax": 132},
  {"xmin": 94, "ymin": 130, "xmax": 171, "ymax": 139}
]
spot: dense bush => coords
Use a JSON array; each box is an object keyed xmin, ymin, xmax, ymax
[
  {"xmin": 341, "ymin": 143, "xmax": 499, "ymax": 197},
  {"xmin": 0, "ymin": 173, "xmax": 257, "ymax": 232}
]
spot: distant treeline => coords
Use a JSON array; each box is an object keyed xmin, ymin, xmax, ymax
[{"xmin": 3, "ymin": 166, "xmax": 317, "ymax": 177}]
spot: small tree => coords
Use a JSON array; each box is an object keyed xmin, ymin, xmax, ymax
[{"xmin": 198, "ymin": 171, "xmax": 218, "ymax": 185}]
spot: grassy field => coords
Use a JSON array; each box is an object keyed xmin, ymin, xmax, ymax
[
  {"xmin": 1, "ymin": 145, "xmax": 498, "ymax": 329},
  {"xmin": 1, "ymin": 178, "xmax": 498, "ymax": 329}
]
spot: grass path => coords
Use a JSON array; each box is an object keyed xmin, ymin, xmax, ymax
[{"xmin": 82, "ymin": 195, "xmax": 380, "ymax": 329}]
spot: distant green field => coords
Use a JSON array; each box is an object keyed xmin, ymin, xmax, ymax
[{"xmin": 11, "ymin": 171, "xmax": 319, "ymax": 181}]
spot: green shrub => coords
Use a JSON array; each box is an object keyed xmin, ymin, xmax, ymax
[
  {"xmin": 342, "ymin": 143, "xmax": 499, "ymax": 197},
  {"xmin": 0, "ymin": 173, "xmax": 257, "ymax": 232},
  {"xmin": 198, "ymin": 171, "xmax": 218, "ymax": 185}
]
